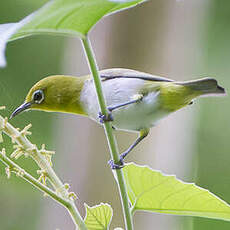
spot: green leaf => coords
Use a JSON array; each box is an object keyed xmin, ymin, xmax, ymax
[
  {"xmin": 0, "ymin": 13, "xmax": 35, "ymax": 67},
  {"xmin": 123, "ymin": 163, "xmax": 230, "ymax": 221},
  {"xmin": 11, "ymin": 0, "xmax": 147, "ymax": 40},
  {"xmin": 0, "ymin": 0, "xmax": 146, "ymax": 67},
  {"xmin": 84, "ymin": 203, "xmax": 113, "ymax": 230}
]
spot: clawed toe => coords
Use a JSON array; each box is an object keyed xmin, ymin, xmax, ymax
[
  {"xmin": 98, "ymin": 111, "xmax": 114, "ymax": 123},
  {"xmin": 108, "ymin": 158, "xmax": 124, "ymax": 170}
]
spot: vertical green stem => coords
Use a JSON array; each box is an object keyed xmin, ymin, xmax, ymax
[{"xmin": 82, "ymin": 36, "xmax": 133, "ymax": 230}]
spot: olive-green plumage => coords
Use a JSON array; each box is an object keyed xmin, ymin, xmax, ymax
[
  {"xmin": 11, "ymin": 68, "xmax": 226, "ymax": 168},
  {"xmin": 25, "ymin": 75, "xmax": 88, "ymax": 115},
  {"xmin": 12, "ymin": 68, "xmax": 226, "ymax": 129}
]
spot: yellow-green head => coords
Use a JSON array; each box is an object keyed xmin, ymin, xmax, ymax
[{"xmin": 10, "ymin": 75, "xmax": 87, "ymax": 118}]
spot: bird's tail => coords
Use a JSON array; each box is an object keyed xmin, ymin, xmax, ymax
[{"xmin": 176, "ymin": 78, "xmax": 226, "ymax": 96}]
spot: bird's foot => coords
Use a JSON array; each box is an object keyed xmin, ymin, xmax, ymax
[
  {"xmin": 98, "ymin": 111, "xmax": 114, "ymax": 123},
  {"xmin": 108, "ymin": 157, "xmax": 124, "ymax": 170}
]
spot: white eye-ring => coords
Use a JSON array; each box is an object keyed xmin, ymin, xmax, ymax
[{"xmin": 32, "ymin": 90, "xmax": 44, "ymax": 104}]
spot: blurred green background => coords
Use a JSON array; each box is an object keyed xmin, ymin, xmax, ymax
[{"xmin": 0, "ymin": 0, "xmax": 230, "ymax": 229}]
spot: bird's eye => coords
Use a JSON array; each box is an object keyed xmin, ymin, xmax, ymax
[{"xmin": 33, "ymin": 90, "xmax": 44, "ymax": 104}]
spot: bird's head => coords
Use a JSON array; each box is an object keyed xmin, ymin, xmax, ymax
[{"xmin": 11, "ymin": 75, "xmax": 87, "ymax": 118}]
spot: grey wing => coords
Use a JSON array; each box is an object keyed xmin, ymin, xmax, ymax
[{"xmin": 100, "ymin": 68, "xmax": 173, "ymax": 82}]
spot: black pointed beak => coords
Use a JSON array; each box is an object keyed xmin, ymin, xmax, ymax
[{"xmin": 10, "ymin": 102, "xmax": 32, "ymax": 119}]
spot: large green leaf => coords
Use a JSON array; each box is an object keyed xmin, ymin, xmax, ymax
[
  {"xmin": 0, "ymin": 0, "xmax": 146, "ymax": 67},
  {"xmin": 123, "ymin": 163, "xmax": 230, "ymax": 221},
  {"xmin": 84, "ymin": 203, "xmax": 113, "ymax": 230},
  {"xmin": 11, "ymin": 0, "xmax": 147, "ymax": 40}
]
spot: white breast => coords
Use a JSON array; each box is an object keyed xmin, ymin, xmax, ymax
[{"xmin": 80, "ymin": 78, "xmax": 170, "ymax": 132}]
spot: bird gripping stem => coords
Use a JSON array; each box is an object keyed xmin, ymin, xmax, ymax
[{"xmin": 82, "ymin": 36, "xmax": 134, "ymax": 230}]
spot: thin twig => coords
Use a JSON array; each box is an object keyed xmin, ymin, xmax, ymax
[
  {"xmin": 0, "ymin": 114, "xmax": 87, "ymax": 230},
  {"xmin": 0, "ymin": 150, "xmax": 69, "ymax": 206}
]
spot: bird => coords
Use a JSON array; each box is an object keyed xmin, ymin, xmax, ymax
[{"xmin": 11, "ymin": 68, "xmax": 226, "ymax": 169}]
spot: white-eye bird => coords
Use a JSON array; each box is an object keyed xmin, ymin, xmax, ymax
[{"xmin": 11, "ymin": 68, "xmax": 226, "ymax": 169}]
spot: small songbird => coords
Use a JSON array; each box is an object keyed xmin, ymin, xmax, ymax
[{"xmin": 11, "ymin": 68, "xmax": 226, "ymax": 169}]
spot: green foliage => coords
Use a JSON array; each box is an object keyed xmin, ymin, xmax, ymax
[
  {"xmin": 11, "ymin": 0, "xmax": 147, "ymax": 39},
  {"xmin": 84, "ymin": 203, "xmax": 113, "ymax": 230},
  {"xmin": 1, "ymin": 0, "xmax": 230, "ymax": 229},
  {"xmin": 0, "ymin": 0, "xmax": 146, "ymax": 67},
  {"xmin": 123, "ymin": 163, "xmax": 230, "ymax": 221}
]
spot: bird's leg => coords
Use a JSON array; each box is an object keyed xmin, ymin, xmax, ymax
[
  {"xmin": 107, "ymin": 94, "xmax": 143, "ymax": 112},
  {"xmin": 109, "ymin": 129, "xmax": 149, "ymax": 170},
  {"xmin": 99, "ymin": 94, "xmax": 143, "ymax": 123}
]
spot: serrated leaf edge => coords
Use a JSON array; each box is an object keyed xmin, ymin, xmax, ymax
[
  {"xmin": 84, "ymin": 203, "xmax": 113, "ymax": 230},
  {"xmin": 124, "ymin": 162, "xmax": 230, "ymax": 218}
]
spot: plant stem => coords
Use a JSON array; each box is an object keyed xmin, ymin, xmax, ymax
[
  {"xmin": 0, "ymin": 115, "xmax": 87, "ymax": 230},
  {"xmin": 0, "ymin": 151, "xmax": 69, "ymax": 206},
  {"xmin": 0, "ymin": 151, "xmax": 86, "ymax": 230},
  {"xmin": 82, "ymin": 36, "xmax": 133, "ymax": 230},
  {"xmin": 67, "ymin": 202, "xmax": 87, "ymax": 230}
]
